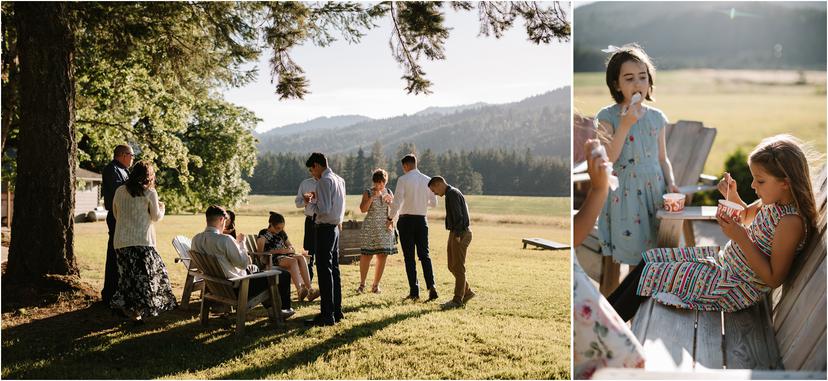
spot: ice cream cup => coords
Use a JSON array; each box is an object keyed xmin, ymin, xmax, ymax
[
  {"xmin": 663, "ymin": 193, "xmax": 686, "ymax": 213},
  {"xmin": 717, "ymin": 199, "xmax": 744, "ymax": 220}
]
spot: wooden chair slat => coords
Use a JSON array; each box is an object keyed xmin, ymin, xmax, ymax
[
  {"xmin": 777, "ymin": 265, "xmax": 826, "ymax": 370},
  {"xmin": 723, "ymin": 303, "xmax": 779, "ymax": 370},
  {"xmin": 636, "ymin": 301, "xmax": 697, "ymax": 371},
  {"xmin": 694, "ymin": 310, "xmax": 724, "ymax": 370}
]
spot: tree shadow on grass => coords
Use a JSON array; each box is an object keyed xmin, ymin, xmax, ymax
[
  {"xmin": 221, "ymin": 308, "xmax": 436, "ymax": 379},
  {"xmin": 2, "ymin": 300, "xmax": 435, "ymax": 379}
]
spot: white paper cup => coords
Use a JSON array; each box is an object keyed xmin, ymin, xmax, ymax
[
  {"xmin": 663, "ymin": 193, "xmax": 686, "ymax": 213},
  {"xmin": 717, "ymin": 200, "xmax": 744, "ymax": 220}
]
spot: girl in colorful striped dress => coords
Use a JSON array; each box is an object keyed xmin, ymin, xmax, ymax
[{"xmin": 608, "ymin": 135, "xmax": 819, "ymax": 321}]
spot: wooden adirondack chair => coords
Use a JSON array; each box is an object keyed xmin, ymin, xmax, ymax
[
  {"xmin": 187, "ymin": 250, "xmax": 282, "ymax": 335},
  {"xmin": 595, "ymin": 166, "xmax": 827, "ymax": 379},
  {"xmin": 171, "ymin": 235, "xmax": 204, "ymax": 309},
  {"xmin": 574, "ymin": 118, "xmax": 718, "ymax": 295}
]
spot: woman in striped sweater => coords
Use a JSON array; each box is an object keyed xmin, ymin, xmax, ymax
[{"xmin": 608, "ymin": 135, "xmax": 818, "ymax": 321}]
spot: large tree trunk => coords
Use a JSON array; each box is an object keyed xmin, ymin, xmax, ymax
[{"xmin": 6, "ymin": 2, "xmax": 78, "ymax": 283}]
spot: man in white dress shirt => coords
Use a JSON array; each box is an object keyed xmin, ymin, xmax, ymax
[
  {"xmin": 303, "ymin": 153, "xmax": 346, "ymax": 326},
  {"xmin": 295, "ymin": 176, "xmax": 318, "ymax": 281},
  {"xmin": 388, "ymin": 154, "xmax": 439, "ymax": 301}
]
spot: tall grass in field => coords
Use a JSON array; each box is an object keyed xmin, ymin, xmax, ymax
[
  {"xmin": 2, "ymin": 195, "xmax": 571, "ymax": 379},
  {"xmin": 575, "ymin": 70, "xmax": 827, "ymax": 175}
]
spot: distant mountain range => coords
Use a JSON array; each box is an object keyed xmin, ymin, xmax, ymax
[
  {"xmin": 255, "ymin": 88, "xmax": 571, "ymax": 158},
  {"xmin": 574, "ymin": 1, "xmax": 826, "ymax": 71},
  {"xmin": 255, "ymin": 115, "xmax": 373, "ymax": 137}
]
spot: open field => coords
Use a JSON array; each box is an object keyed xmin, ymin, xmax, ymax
[
  {"xmin": 2, "ymin": 195, "xmax": 571, "ymax": 379},
  {"xmin": 575, "ymin": 69, "xmax": 827, "ymax": 175}
]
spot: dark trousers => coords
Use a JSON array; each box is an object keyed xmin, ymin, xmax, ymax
[
  {"xmin": 314, "ymin": 223, "xmax": 341, "ymax": 322},
  {"xmin": 304, "ymin": 215, "xmax": 315, "ymax": 281},
  {"xmin": 248, "ymin": 273, "xmax": 291, "ymax": 310},
  {"xmin": 398, "ymin": 215, "xmax": 434, "ymax": 295},
  {"xmin": 607, "ymin": 265, "xmax": 647, "ymax": 322},
  {"xmin": 102, "ymin": 211, "xmax": 119, "ymax": 303}
]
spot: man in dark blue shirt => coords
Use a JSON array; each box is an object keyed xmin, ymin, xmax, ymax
[
  {"xmin": 427, "ymin": 176, "xmax": 475, "ymax": 309},
  {"xmin": 101, "ymin": 145, "xmax": 133, "ymax": 304}
]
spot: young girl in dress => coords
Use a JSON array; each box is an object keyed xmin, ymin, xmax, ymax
[
  {"xmin": 257, "ymin": 212, "xmax": 320, "ymax": 302},
  {"xmin": 609, "ymin": 134, "xmax": 818, "ymax": 321},
  {"xmin": 357, "ymin": 168, "xmax": 398, "ymax": 293},
  {"xmin": 595, "ymin": 43, "xmax": 679, "ymax": 265}
]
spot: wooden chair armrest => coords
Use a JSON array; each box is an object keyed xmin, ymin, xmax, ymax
[
  {"xmin": 228, "ymin": 269, "xmax": 283, "ymax": 282},
  {"xmin": 572, "ymin": 172, "xmax": 590, "ymax": 184},
  {"xmin": 656, "ymin": 206, "xmax": 718, "ymax": 221},
  {"xmin": 699, "ymin": 173, "xmax": 718, "ymax": 185},
  {"xmin": 188, "ymin": 270, "xmax": 234, "ymax": 286},
  {"xmin": 677, "ymin": 184, "xmax": 717, "ymax": 195}
]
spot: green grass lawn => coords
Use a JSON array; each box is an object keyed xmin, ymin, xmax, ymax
[
  {"xmin": 1, "ymin": 195, "xmax": 571, "ymax": 379},
  {"xmin": 575, "ymin": 69, "xmax": 827, "ymax": 175}
]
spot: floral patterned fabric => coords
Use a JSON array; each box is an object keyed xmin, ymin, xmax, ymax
[
  {"xmin": 110, "ymin": 246, "xmax": 178, "ymax": 317},
  {"xmin": 360, "ymin": 188, "xmax": 398, "ymax": 255},
  {"xmin": 574, "ymin": 256, "xmax": 645, "ymax": 379},
  {"xmin": 258, "ymin": 229, "xmax": 291, "ymax": 260},
  {"xmin": 595, "ymin": 104, "xmax": 668, "ymax": 265}
]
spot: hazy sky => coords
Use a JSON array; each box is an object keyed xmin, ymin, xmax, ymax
[{"xmin": 222, "ymin": 5, "xmax": 572, "ymax": 133}]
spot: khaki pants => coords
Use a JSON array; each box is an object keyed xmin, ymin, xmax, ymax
[{"xmin": 447, "ymin": 230, "xmax": 473, "ymax": 302}]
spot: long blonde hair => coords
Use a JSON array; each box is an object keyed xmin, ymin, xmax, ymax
[{"xmin": 748, "ymin": 134, "xmax": 819, "ymax": 244}]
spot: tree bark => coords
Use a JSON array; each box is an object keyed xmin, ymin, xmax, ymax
[{"xmin": 6, "ymin": 2, "xmax": 78, "ymax": 282}]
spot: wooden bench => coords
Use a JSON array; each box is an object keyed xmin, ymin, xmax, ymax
[
  {"xmin": 598, "ymin": 166, "xmax": 827, "ymax": 378},
  {"xmin": 338, "ymin": 220, "xmax": 362, "ymax": 264},
  {"xmin": 521, "ymin": 237, "xmax": 569, "ymax": 250},
  {"xmin": 188, "ymin": 250, "xmax": 283, "ymax": 335}
]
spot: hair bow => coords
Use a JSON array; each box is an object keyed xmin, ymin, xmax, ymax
[{"xmin": 601, "ymin": 45, "xmax": 622, "ymax": 53}]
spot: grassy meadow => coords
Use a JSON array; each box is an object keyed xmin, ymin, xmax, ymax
[
  {"xmin": 1, "ymin": 195, "xmax": 571, "ymax": 379},
  {"xmin": 575, "ymin": 69, "xmax": 827, "ymax": 174}
]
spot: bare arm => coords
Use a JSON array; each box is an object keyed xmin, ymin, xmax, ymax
[
  {"xmin": 359, "ymin": 190, "xmax": 372, "ymax": 213},
  {"xmin": 717, "ymin": 175, "xmax": 761, "ymax": 225},
  {"xmin": 597, "ymin": 105, "xmax": 639, "ymax": 162},
  {"xmin": 721, "ymin": 214, "xmax": 804, "ymax": 288},
  {"xmin": 574, "ymin": 140, "xmax": 610, "ymax": 246},
  {"xmin": 657, "ymin": 127, "xmax": 678, "ymax": 193},
  {"xmin": 256, "ymin": 237, "xmax": 266, "ymax": 253}
]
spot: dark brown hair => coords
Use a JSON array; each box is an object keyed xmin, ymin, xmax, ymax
[
  {"xmin": 268, "ymin": 211, "xmax": 285, "ymax": 227},
  {"xmin": 605, "ymin": 43, "xmax": 656, "ymax": 104},
  {"xmin": 427, "ymin": 176, "xmax": 446, "ymax": 187},
  {"xmin": 401, "ymin": 154, "xmax": 417, "ymax": 166},
  {"xmin": 125, "ymin": 161, "xmax": 155, "ymax": 197},
  {"xmin": 372, "ymin": 168, "xmax": 388, "ymax": 183}
]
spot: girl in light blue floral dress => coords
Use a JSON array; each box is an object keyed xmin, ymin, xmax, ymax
[{"xmin": 595, "ymin": 44, "xmax": 679, "ymax": 265}]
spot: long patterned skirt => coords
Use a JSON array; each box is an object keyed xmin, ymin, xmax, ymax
[{"xmin": 111, "ymin": 246, "xmax": 178, "ymax": 317}]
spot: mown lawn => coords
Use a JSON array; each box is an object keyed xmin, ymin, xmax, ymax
[
  {"xmin": 575, "ymin": 69, "xmax": 827, "ymax": 175},
  {"xmin": 1, "ymin": 195, "xmax": 571, "ymax": 379}
]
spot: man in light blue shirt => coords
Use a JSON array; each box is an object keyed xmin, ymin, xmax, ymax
[
  {"xmin": 295, "ymin": 176, "xmax": 318, "ymax": 280},
  {"xmin": 304, "ymin": 152, "xmax": 346, "ymax": 326}
]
